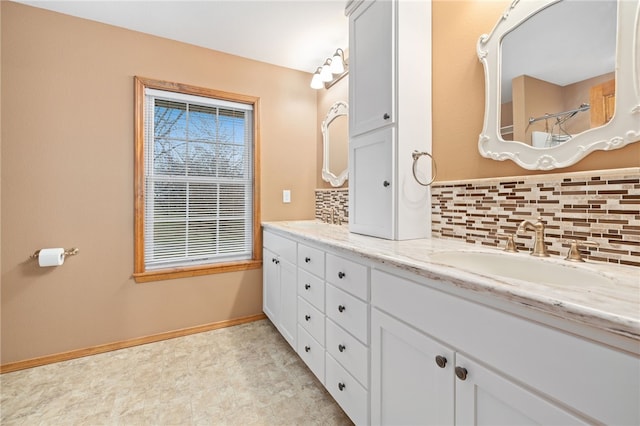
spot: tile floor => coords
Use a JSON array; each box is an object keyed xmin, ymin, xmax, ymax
[{"xmin": 0, "ymin": 320, "xmax": 353, "ymax": 425}]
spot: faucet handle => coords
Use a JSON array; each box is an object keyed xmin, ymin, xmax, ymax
[
  {"xmin": 561, "ymin": 239, "xmax": 599, "ymax": 262},
  {"xmin": 497, "ymin": 233, "xmax": 518, "ymax": 253}
]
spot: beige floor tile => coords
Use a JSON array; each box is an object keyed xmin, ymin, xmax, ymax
[{"xmin": 1, "ymin": 320, "xmax": 353, "ymax": 426}]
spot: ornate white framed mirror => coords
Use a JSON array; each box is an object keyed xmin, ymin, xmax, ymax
[
  {"xmin": 477, "ymin": 0, "xmax": 639, "ymax": 170},
  {"xmin": 321, "ymin": 101, "xmax": 349, "ymax": 186}
]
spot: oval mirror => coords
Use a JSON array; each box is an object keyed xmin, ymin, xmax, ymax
[
  {"xmin": 322, "ymin": 101, "xmax": 349, "ymax": 187},
  {"xmin": 477, "ymin": 0, "xmax": 639, "ymax": 170}
]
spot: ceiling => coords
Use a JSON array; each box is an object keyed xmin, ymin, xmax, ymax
[{"xmin": 14, "ymin": 0, "xmax": 350, "ymax": 74}]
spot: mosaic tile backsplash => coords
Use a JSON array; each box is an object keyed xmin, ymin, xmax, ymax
[
  {"xmin": 315, "ymin": 168, "xmax": 639, "ymax": 267},
  {"xmin": 432, "ymin": 168, "xmax": 640, "ymax": 267},
  {"xmin": 315, "ymin": 188, "xmax": 349, "ymax": 224}
]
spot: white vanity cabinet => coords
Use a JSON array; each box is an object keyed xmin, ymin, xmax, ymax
[
  {"xmin": 262, "ymin": 231, "xmax": 297, "ymax": 349},
  {"xmin": 324, "ymin": 253, "xmax": 370, "ymax": 426},
  {"xmin": 347, "ymin": 0, "xmax": 432, "ymax": 240},
  {"xmin": 371, "ymin": 308, "xmax": 454, "ymax": 425},
  {"xmin": 263, "ymin": 228, "xmax": 372, "ymax": 425},
  {"xmin": 371, "ymin": 268, "xmax": 640, "ymax": 425},
  {"xmin": 296, "ymin": 242, "xmax": 326, "ymax": 383}
]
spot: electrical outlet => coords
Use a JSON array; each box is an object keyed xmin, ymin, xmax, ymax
[{"xmin": 282, "ymin": 190, "xmax": 291, "ymax": 203}]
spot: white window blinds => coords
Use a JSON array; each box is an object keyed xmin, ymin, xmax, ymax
[{"xmin": 143, "ymin": 88, "xmax": 254, "ymax": 269}]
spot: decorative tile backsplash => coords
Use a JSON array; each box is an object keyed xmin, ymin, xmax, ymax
[
  {"xmin": 315, "ymin": 168, "xmax": 639, "ymax": 267},
  {"xmin": 315, "ymin": 188, "xmax": 349, "ymax": 223},
  {"xmin": 432, "ymin": 168, "xmax": 640, "ymax": 267}
]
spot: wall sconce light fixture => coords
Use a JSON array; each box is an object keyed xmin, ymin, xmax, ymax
[{"xmin": 310, "ymin": 48, "xmax": 348, "ymax": 90}]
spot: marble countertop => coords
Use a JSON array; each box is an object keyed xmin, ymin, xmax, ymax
[{"xmin": 263, "ymin": 220, "xmax": 640, "ymax": 348}]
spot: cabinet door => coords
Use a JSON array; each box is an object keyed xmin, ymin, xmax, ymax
[
  {"xmin": 371, "ymin": 309, "xmax": 454, "ymax": 426},
  {"xmin": 350, "ymin": 0, "xmax": 393, "ymax": 136},
  {"xmin": 263, "ymin": 248, "xmax": 280, "ymax": 324},
  {"xmin": 455, "ymin": 354, "xmax": 589, "ymax": 426},
  {"xmin": 278, "ymin": 259, "xmax": 297, "ymax": 349},
  {"xmin": 349, "ymin": 127, "xmax": 393, "ymax": 239}
]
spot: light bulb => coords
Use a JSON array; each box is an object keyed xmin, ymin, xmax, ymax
[
  {"xmin": 330, "ymin": 49, "xmax": 345, "ymax": 74},
  {"xmin": 310, "ymin": 68, "xmax": 323, "ymax": 89},
  {"xmin": 320, "ymin": 61, "xmax": 333, "ymax": 82}
]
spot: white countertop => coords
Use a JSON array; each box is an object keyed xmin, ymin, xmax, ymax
[{"xmin": 263, "ymin": 221, "xmax": 640, "ymax": 350}]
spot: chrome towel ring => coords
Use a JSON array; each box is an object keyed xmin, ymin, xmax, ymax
[{"xmin": 411, "ymin": 151, "xmax": 437, "ymax": 186}]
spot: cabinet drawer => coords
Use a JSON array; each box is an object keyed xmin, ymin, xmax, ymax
[
  {"xmin": 298, "ymin": 269, "xmax": 325, "ymax": 312},
  {"xmin": 326, "ymin": 284, "xmax": 368, "ymax": 344},
  {"xmin": 326, "ymin": 353, "xmax": 368, "ymax": 426},
  {"xmin": 298, "ymin": 243, "xmax": 325, "ymax": 278},
  {"xmin": 326, "ymin": 253, "xmax": 368, "ymax": 300},
  {"xmin": 297, "ymin": 326, "xmax": 325, "ymax": 384},
  {"xmin": 263, "ymin": 231, "xmax": 296, "ymax": 264},
  {"xmin": 298, "ymin": 297, "xmax": 325, "ymax": 345},
  {"xmin": 326, "ymin": 318, "xmax": 369, "ymax": 388}
]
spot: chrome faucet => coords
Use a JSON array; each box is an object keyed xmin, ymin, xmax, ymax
[{"xmin": 518, "ymin": 217, "xmax": 550, "ymax": 257}]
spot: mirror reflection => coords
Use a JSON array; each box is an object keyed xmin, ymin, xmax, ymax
[
  {"xmin": 500, "ymin": 0, "xmax": 617, "ymax": 148},
  {"xmin": 322, "ymin": 101, "xmax": 349, "ymax": 187},
  {"xmin": 328, "ymin": 114, "xmax": 348, "ymax": 176}
]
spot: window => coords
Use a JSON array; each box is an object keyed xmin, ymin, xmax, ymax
[{"xmin": 134, "ymin": 77, "xmax": 261, "ymax": 282}]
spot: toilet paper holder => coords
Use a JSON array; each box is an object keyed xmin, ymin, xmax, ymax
[{"xmin": 30, "ymin": 247, "xmax": 79, "ymax": 260}]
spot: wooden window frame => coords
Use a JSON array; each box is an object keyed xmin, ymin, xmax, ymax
[{"xmin": 133, "ymin": 76, "xmax": 262, "ymax": 283}]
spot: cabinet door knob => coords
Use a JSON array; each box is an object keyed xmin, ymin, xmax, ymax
[
  {"xmin": 275, "ymin": 259, "xmax": 280, "ymax": 264},
  {"xmin": 304, "ymin": 345, "xmax": 311, "ymax": 353},
  {"xmin": 383, "ymin": 113, "xmax": 390, "ymax": 120},
  {"xmin": 304, "ymin": 283, "xmax": 311, "ymax": 290},
  {"xmin": 305, "ymin": 315, "xmax": 311, "ymax": 321},
  {"xmin": 305, "ymin": 257, "xmax": 311, "ymax": 263},
  {"xmin": 272, "ymin": 258, "xmax": 276, "ymax": 263},
  {"xmin": 338, "ymin": 305, "xmax": 346, "ymax": 313},
  {"xmin": 338, "ymin": 382, "xmax": 346, "ymax": 391},
  {"xmin": 338, "ymin": 271, "xmax": 345, "ymax": 279},
  {"xmin": 338, "ymin": 344, "xmax": 346, "ymax": 353},
  {"xmin": 435, "ymin": 355, "xmax": 447, "ymax": 369},
  {"xmin": 455, "ymin": 366, "xmax": 468, "ymax": 381},
  {"xmin": 383, "ymin": 180, "xmax": 390, "ymax": 187}
]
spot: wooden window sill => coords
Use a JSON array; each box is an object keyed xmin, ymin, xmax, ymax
[{"xmin": 133, "ymin": 259, "xmax": 263, "ymax": 283}]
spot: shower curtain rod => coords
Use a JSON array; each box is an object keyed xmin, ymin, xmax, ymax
[{"xmin": 528, "ymin": 103, "xmax": 590, "ymax": 124}]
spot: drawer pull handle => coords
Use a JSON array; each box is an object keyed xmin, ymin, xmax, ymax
[
  {"xmin": 383, "ymin": 180, "xmax": 390, "ymax": 187},
  {"xmin": 435, "ymin": 355, "xmax": 447, "ymax": 369},
  {"xmin": 455, "ymin": 366, "xmax": 468, "ymax": 381},
  {"xmin": 383, "ymin": 113, "xmax": 390, "ymax": 120},
  {"xmin": 304, "ymin": 283, "xmax": 311, "ymax": 290},
  {"xmin": 305, "ymin": 257, "xmax": 311, "ymax": 263},
  {"xmin": 305, "ymin": 315, "xmax": 311, "ymax": 321},
  {"xmin": 304, "ymin": 346, "xmax": 311, "ymax": 353},
  {"xmin": 338, "ymin": 382, "xmax": 346, "ymax": 391},
  {"xmin": 338, "ymin": 305, "xmax": 346, "ymax": 313},
  {"xmin": 338, "ymin": 271, "xmax": 346, "ymax": 279},
  {"xmin": 338, "ymin": 344, "xmax": 346, "ymax": 353}
]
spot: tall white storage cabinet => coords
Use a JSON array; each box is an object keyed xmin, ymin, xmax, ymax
[{"xmin": 347, "ymin": 0, "xmax": 432, "ymax": 240}]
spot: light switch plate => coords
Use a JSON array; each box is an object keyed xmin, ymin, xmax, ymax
[{"xmin": 282, "ymin": 190, "xmax": 291, "ymax": 203}]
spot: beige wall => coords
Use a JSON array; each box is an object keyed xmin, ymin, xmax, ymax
[
  {"xmin": 432, "ymin": 0, "xmax": 640, "ymax": 181},
  {"xmin": 1, "ymin": 2, "xmax": 317, "ymax": 364}
]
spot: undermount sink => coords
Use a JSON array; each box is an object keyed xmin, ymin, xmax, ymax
[{"xmin": 429, "ymin": 251, "xmax": 617, "ymax": 287}]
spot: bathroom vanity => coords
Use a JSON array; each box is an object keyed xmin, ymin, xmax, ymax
[{"xmin": 262, "ymin": 221, "xmax": 639, "ymax": 425}]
